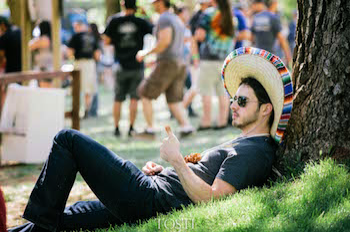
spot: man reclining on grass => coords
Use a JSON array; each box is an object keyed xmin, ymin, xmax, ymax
[{"xmin": 9, "ymin": 47, "xmax": 293, "ymax": 232}]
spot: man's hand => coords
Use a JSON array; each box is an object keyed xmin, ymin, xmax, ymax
[
  {"xmin": 136, "ymin": 50, "xmax": 147, "ymax": 62},
  {"xmin": 160, "ymin": 126, "xmax": 182, "ymax": 164},
  {"xmin": 142, "ymin": 161, "xmax": 164, "ymax": 176}
]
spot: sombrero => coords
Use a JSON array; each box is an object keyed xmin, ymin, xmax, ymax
[{"xmin": 221, "ymin": 47, "xmax": 293, "ymax": 144}]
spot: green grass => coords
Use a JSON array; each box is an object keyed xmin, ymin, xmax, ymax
[{"xmin": 100, "ymin": 159, "xmax": 350, "ymax": 232}]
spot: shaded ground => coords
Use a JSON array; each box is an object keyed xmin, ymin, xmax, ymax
[{"xmin": 0, "ymin": 86, "xmax": 239, "ymax": 228}]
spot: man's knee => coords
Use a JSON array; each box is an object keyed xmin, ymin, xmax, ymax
[{"xmin": 54, "ymin": 129, "xmax": 80, "ymax": 145}]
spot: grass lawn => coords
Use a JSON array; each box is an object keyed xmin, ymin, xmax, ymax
[
  {"xmin": 104, "ymin": 159, "xmax": 350, "ymax": 232},
  {"xmin": 1, "ymin": 86, "xmax": 350, "ymax": 231}
]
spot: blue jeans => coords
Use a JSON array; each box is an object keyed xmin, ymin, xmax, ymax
[{"xmin": 10, "ymin": 129, "xmax": 157, "ymax": 231}]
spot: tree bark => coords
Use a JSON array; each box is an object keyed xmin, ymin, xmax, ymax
[
  {"xmin": 105, "ymin": 0, "xmax": 121, "ymax": 21},
  {"xmin": 278, "ymin": 0, "xmax": 350, "ymax": 170}
]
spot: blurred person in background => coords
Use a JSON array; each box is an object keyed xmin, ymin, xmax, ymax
[
  {"xmin": 136, "ymin": 0, "xmax": 194, "ymax": 138},
  {"xmin": 29, "ymin": 20, "xmax": 53, "ymax": 88},
  {"xmin": 0, "ymin": 187, "xmax": 6, "ymax": 232},
  {"xmin": 250, "ymin": 0, "xmax": 291, "ymax": 65},
  {"xmin": 67, "ymin": 20, "xmax": 101, "ymax": 119},
  {"xmin": 104, "ymin": 0, "xmax": 153, "ymax": 137},
  {"xmin": 0, "ymin": 16, "xmax": 21, "ymax": 74},
  {"xmin": 0, "ymin": 16, "xmax": 22, "ymax": 108},
  {"xmin": 174, "ymin": 4, "xmax": 199, "ymax": 118},
  {"xmin": 288, "ymin": 10, "xmax": 297, "ymax": 55},
  {"xmin": 194, "ymin": 0, "xmax": 234, "ymax": 131},
  {"xmin": 189, "ymin": 0, "xmax": 211, "ymax": 36},
  {"xmin": 189, "ymin": 0, "xmax": 211, "ymax": 50},
  {"xmin": 88, "ymin": 23, "xmax": 102, "ymax": 117},
  {"xmin": 232, "ymin": 4, "xmax": 250, "ymax": 49}
]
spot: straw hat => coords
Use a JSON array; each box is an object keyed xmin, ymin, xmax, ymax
[{"xmin": 221, "ymin": 47, "xmax": 293, "ymax": 144}]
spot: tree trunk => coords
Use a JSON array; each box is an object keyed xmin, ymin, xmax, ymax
[
  {"xmin": 105, "ymin": 0, "xmax": 120, "ymax": 21},
  {"xmin": 278, "ymin": 0, "xmax": 350, "ymax": 170}
]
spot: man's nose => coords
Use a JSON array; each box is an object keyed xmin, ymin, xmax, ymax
[{"xmin": 230, "ymin": 101, "xmax": 239, "ymax": 111}]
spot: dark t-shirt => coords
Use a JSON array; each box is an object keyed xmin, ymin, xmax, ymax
[
  {"xmin": 68, "ymin": 32, "xmax": 98, "ymax": 59},
  {"xmin": 104, "ymin": 13, "xmax": 153, "ymax": 69},
  {"xmin": 153, "ymin": 136, "xmax": 277, "ymax": 212},
  {"xmin": 0, "ymin": 26, "xmax": 22, "ymax": 73},
  {"xmin": 251, "ymin": 11, "xmax": 281, "ymax": 53}
]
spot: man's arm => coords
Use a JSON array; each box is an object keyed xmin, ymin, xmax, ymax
[
  {"xmin": 194, "ymin": 28, "xmax": 206, "ymax": 43},
  {"xmin": 136, "ymin": 27, "xmax": 172, "ymax": 62},
  {"xmin": 277, "ymin": 32, "xmax": 292, "ymax": 65},
  {"xmin": 160, "ymin": 126, "xmax": 237, "ymax": 204},
  {"xmin": 0, "ymin": 50, "xmax": 5, "ymax": 68}
]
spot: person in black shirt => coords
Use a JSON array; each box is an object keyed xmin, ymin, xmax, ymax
[
  {"xmin": 68, "ymin": 20, "xmax": 100, "ymax": 118},
  {"xmin": 9, "ymin": 48, "xmax": 293, "ymax": 232},
  {"xmin": 103, "ymin": 0, "xmax": 153, "ymax": 137},
  {"xmin": 0, "ymin": 16, "xmax": 21, "ymax": 73}
]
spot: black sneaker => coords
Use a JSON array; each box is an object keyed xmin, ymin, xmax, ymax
[
  {"xmin": 128, "ymin": 128, "xmax": 135, "ymax": 137},
  {"xmin": 114, "ymin": 128, "xmax": 120, "ymax": 137}
]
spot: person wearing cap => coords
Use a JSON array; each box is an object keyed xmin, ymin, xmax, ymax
[
  {"xmin": 250, "ymin": 0, "xmax": 292, "ymax": 65},
  {"xmin": 135, "ymin": 0, "xmax": 194, "ymax": 138},
  {"xmin": 0, "ymin": 16, "xmax": 22, "ymax": 74},
  {"xmin": 9, "ymin": 48, "xmax": 292, "ymax": 232},
  {"xmin": 103, "ymin": 0, "xmax": 153, "ymax": 137}
]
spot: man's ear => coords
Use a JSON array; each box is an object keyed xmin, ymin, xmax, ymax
[{"xmin": 262, "ymin": 103, "xmax": 273, "ymax": 116}]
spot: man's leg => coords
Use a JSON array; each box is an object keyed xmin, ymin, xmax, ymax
[
  {"xmin": 129, "ymin": 98, "xmax": 138, "ymax": 127},
  {"xmin": 113, "ymin": 101, "xmax": 122, "ymax": 136},
  {"xmin": 22, "ymin": 129, "xmax": 155, "ymax": 231},
  {"xmin": 218, "ymin": 95, "xmax": 230, "ymax": 127},
  {"xmin": 199, "ymin": 95, "xmax": 212, "ymax": 128},
  {"xmin": 141, "ymin": 97, "xmax": 153, "ymax": 129},
  {"xmin": 168, "ymin": 102, "xmax": 189, "ymax": 127},
  {"xmin": 84, "ymin": 93, "xmax": 92, "ymax": 117},
  {"xmin": 165, "ymin": 62, "xmax": 194, "ymax": 136},
  {"xmin": 114, "ymin": 68, "xmax": 128, "ymax": 135},
  {"xmin": 9, "ymin": 200, "xmax": 121, "ymax": 232}
]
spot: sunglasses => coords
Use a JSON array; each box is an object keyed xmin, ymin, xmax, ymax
[{"xmin": 230, "ymin": 96, "xmax": 260, "ymax": 108}]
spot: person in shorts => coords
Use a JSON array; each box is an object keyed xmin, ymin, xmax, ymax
[
  {"xmin": 103, "ymin": 0, "xmax": 153, "ymax": 137},
  {"xmin": 136, "ymin": 0, "xmax": 194, "ymax": 139},
  {"xmin": 67, "ymin": 20, "xmax": 100, "ymax": 118}
]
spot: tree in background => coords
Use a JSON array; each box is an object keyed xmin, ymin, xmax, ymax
[
  {"xmin": 278, "ymin": 0, "xmax": 350, "ymax": 171},
  {"xmin": 105, "ymin": 0, "xmax": 121, "ymax": 20}
]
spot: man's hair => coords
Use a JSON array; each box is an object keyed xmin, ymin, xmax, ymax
[
  {"xmin": 173, "ymin": 4, "xmax": 188, "ymax": 15},
  {"xmin": 124, "ymin": 0, "xmax": 137, "ymax": 10},
  {"xmin": 39, "ymin": 21, "xmax": 51, "ymax": 39},
  {"xmin": 0, "ymin": 16, "xmax": 10, "ymax": 28},
  {"xmin": 266, "ymin": 0, "xmax": 277, "ymax": 8},
  {"xmin": 217, "ymin": 0, "xmax": 234, "ymax": 37},
  {"xmin": 164, "ymin": 0, "xmax": 171, "ymax": 8},
  {"xmin": 239, "ymin": 77, "xmax": 274, "ymax": 127}
]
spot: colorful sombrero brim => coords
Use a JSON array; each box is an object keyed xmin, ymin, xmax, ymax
[{"xmin": 221, "ymin": 47, "xmax": 293, "ymax": 144}]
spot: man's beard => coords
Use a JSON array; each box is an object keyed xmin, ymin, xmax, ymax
[{"xmin": 232, "ymin": 110, "xmax": 259, "ymax": 131}]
